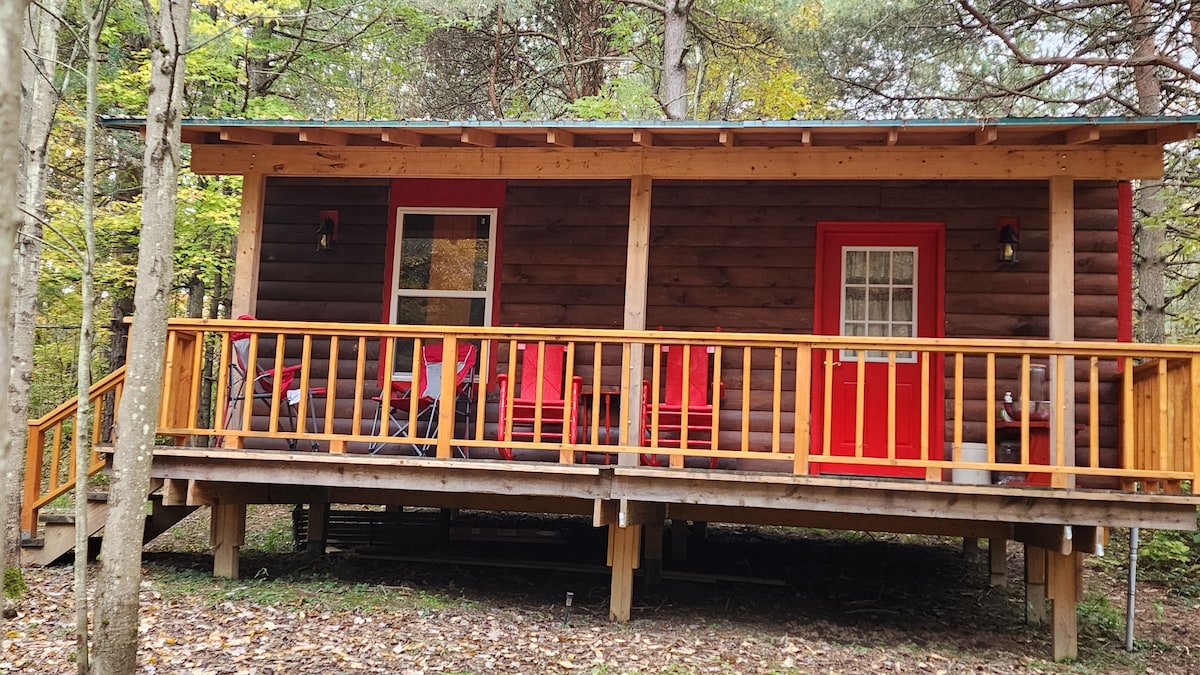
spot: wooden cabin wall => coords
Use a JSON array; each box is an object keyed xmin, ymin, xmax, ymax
[{"xmin": 250, "ymin": 178, "xmax": 1121, "ymax": 467}]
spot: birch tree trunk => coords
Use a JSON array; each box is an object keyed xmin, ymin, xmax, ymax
[
  {"xmin": 0, "ymin": 0, "xmax": 32, "ymax": 618},
  {"xmin": 662, "ymin": 0, "xmax": 693, "ymax": 119},
  {"xmin": 71, "ymin": 0, "xmax": 110, "ymax": 669},
  {"xmin": 92, "ymin": 0, "xmax": 188, "ymax": 670},
  {"xmin": 6, "ymin": 0, "xmax": 60, "ymax": 580}
]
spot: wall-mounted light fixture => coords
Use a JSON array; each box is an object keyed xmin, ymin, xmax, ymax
[
  {"xmin": 998, "ymin": 217, "xmax": 1020, "ymax": 263},
  {"xmin": 317, "ymin": 210, "xmax": 339, "ymax": 252}
]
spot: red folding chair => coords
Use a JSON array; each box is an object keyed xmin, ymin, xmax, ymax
[
  {"xmin": 369, "ymin": 342, "xmax": 477, "ymax": 457},
  {"xmin": 225, "ymin": 316, "xmax": 326, "ymax": 451},
  {"xmin": 496, "ymin": 343, "xmax": 582, "ymax": 460},
  {"xmin": 640, "ymin": 344, "xmax": 724, "ymax": 467}
]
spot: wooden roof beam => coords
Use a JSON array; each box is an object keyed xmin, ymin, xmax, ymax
[
  {"xmin": 298, "ymin": 128, "xmax": 353, "ymax": 146},
  {"xmin": 975, "ymin": 127, "xmax": 998, "ymax": 145},
  {"xmin": 547, "ymin": 129, "xmax": 575, "ymax": 147},
  {"xmin": 718, "ymin": 130, "xmax": 735, "ymax": 147},
  {"xmin": 633, "ymin": 130, "xmax": 654, "ymax": 147},
  {"xmin": 1150, "ymin": 124, "xmax": 1199, "ymax": 145},
  {"xmin": 886, "ymin": 128, "xmax": 899, "ymax": 146},
  {"xmin": 800, "ymin": 130, "xmax": 812, "ymax": 146},
  {"xmin": 1064, "ymin": 126, "xmax": 1100, "ymax": 145},
  {"xmin": 219, "ymin": 127, "xmax": 278, "ymax": 145},
  {"xmin": 381, "ymin": 129, "xmax": 426, "ymax": 147},
  {"xmin": 461, "ymin": 128, "xmax": 498, "ymax": 147}
]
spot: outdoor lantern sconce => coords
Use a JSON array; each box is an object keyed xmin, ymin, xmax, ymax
[
  {"xmin": 317, "ymin": 210, "xmax": 339, "ymax": 252},
  {"xmin": 998, "ymin": 217, "xmax": 1020, "ymax": 263}
]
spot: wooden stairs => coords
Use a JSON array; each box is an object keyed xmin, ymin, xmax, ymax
[{"xmin": 20, "ymin": 484, "xmax": 198, "ymax": 566}]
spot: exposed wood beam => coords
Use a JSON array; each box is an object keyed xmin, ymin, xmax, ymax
[
  {"xmin": 1063, "ymin": 126, "xmax": 1100, "ymax": 145},
  {"xmin": 546, "ymin": 129, "xmax": 575, "ymax": 147},
  {"xmin": 1150, "ymin": 124, "xmax": 1199, "ymax": 145},
  {"xmin": 633, "ymin": 130, "xmax": 654, "ymax": 147},
  {"xmin": 718, "ymin": 130, "xmax": 735, "ymax": 147},
  {"xmin": 461, "ymin": 128, "xmax": 498, "ymax": 147},
  {"xmin": 180, "ymin": 129, "xmax": 208, "ymax": 145},
  {"xmin": 219, "ymin": 127, "xmax": 278, "ymax": 145},
  {"xmin": 974, "ymin": 127, "xmax": 998, "ymax": 145},
  {"xmin": 886, "ymin": 128, "xmax": 899, "ymax": 146},
  {"xmin": 190, "ymin": 145, "xmax": 1166, "ymax": 180},
  {"xmin": 669, "ymin": 503, "xmax": 1012, "ymax": 539},
  {"xmin": 298, "ymin": 128, "xmax": 353, "ymax": 146},
  {"xmin": 1013, "ymin": 523, "xmax": 1073, "ymax": 555},
  {"xmin": 622, "ymin": 176, "xmax": 652, "ymax": 467},
  {"xmin": 381, "ymin": 129, "xmax": 426, "ymax": 146},
  {"xmin": 800, "ymin": 130, "xmax": 812, "ymax": 146}
]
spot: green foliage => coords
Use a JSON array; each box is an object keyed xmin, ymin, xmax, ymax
[
  {"xmin": 1138, "ymin": 514, "xmax": 1200, "ymax": 595},
  {"xmin": 566, "ymin": 78, "xmax": 660, "ymax": 120},
  {"xmin": 4, "ymin": 568, "xmax": 28, "ymax": 599},
  {"xmin": 1077, "ymin": 592, "xmax": 1123, "ymax": 642}
]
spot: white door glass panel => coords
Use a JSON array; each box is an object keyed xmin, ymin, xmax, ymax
[
  {"xmin": 390, "ymin": 209, "xmax": 496, "ymax": 376},
  {"xmin": 840, "ymin": 247, "xmax": 918, "ymax": 362}
]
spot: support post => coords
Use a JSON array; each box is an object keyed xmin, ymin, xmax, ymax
[
  {"xmin": 621, "ymin": 176, "xmax": 652, "ymax": 466},
  {"xmin": 231, "ymin": 173, "xmax": 266, "ymax": 317},
  {"xmin": 1048, "ymin": 176, "xmax": 1076, "ymax": 489},
  {"xmin": 607, "ymin": 524, "xmax": 641, "ymax": 621},
  {"xmin": 211, "ymin": 503, "xmax": 246, "ymax": 579},
  {"xmin": 306, "ymin": 499, "xmax": 330, "ymax": 555},
  {"xmin": 989, "ymin": 538, "xmax": 1008, "ymax": 587},
  {"xmin": 1048, "ymin": 550, "xmax": 1081, "ymax": 661},
  {"xmin": 1026, "ymin": 544, "xmax": 1048, "ymax": 626}
]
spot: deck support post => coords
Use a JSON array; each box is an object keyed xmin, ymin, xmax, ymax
[
  {"xmin": 989, "ymin": 538, "xmax": 1008, "ymax": 587},
  {"xmin": 211, "ymin": 502, "xmax": 246, "ymax": 579},
  {"xmin": 1025, "ymin": 544, "xmax": 1048, "ymax": 626},
  {"xmin": 607, "ymin": 524, "xmax": 641, "ymax": 621},
  {"xmin": 305, "ymin": 495, "xmax": 331, "ymax": 554},
  {"xmin": 962, "ymin": 536, "xmax": 981, "ymax": 560},
  {"xmin": 1047, "ymin": 549, "xmax": 1082, "ymax": 661}
]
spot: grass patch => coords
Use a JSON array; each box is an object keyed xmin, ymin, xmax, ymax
[{"xmin": 4, "ymin": 567, "xmax": 28, "ymax": 599}]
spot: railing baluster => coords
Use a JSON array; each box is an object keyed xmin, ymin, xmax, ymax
[
  {"xmin": 793, "ymin": 345, "xmax": 811, "ymax": 475},
  {"xmin": 1052, "ymin": 355, "xmax": 1067, "ymax": 488},
  {"xmin": 618, "ymin": 342, "xmax": 631, "ymax": 447},
  {"xmin": 326, "ymin": 336, "xmax": 341, "ymax": 453},
  {"xmin": 561, "ymin": 341, "xmax": 576, "ymax": 465},
  {"xmin": 887, "ymin": 351, "xmax": 896, "ymax": 460},
  {"xmin": 590, "ymin": 342, "xmax": 602, "ymax": 446},
  {"xmin": 1019, "ymin": 354, "xmax": 1031, "ymax": 468},
  {"xmin": 678, "ymin": 344, "xmax": 691, "ymax": 463},
  {"xmin": 740, "ymin": 347, "xmax": 751, "ymax": 453},
  {"xmin": 771, "ymin": 347, "xmax": 783, "ymax": 454},
  {"xmin": 986, "ymin": 353, "xmax": 996, "ymax": 460},
  {"xmin": 296, "ymin": 334, "xmax": 314, "ymax": 442},
  {"xmin": 854, "ymin": 350, "xmax": 865, "ymax": 459},
  {"xmin": 953, "ymin": 352, "xmax": 964, "ymax": 465},
  {"xmin": 408, "ymin": 338, "xmax": 422, "ymax": 442},
  {"xmin": 1121, "ymin": 357, "xmax": 1134, "ymax": 488},
  {"xmin": 436, "ymin": 335, "xmax": 457, "ymax": 459},
  {"xmin": 475, "ymin": 338, "xmax": 491, "ymax": 447},
  {"xmin": 1157, "ymin": 359, "xmax": 1169, "ymax": 473},
  {"xmin": 268, "ymin": 333, "xmax": 287, "ymax": 435},
  {"xmin": 533, "ymin": 341, "xmax": 547, "ymax": 444},
  {"xmin": 1089, "ymin": 357, "xmax": 1100, "ymax": 469},
  {"xmin": 352, "ymin": 336, "xmax": 367, "ymax": 441},
  {"xmin": 505, "ymin": 340, "xmax": 518, "ymax": 448},
  {"xmin": 822, "ymin": 348, "xmax": 833, "ymax": 458},
  {"xmin": 921, "ymin": 352, "xmax": 934, "ymax": 481},
  {"xmin": 711, "ymin": 344, "xmax": 723, "ymax": 455},
  {"xmin": 214, "ymin": 331, "xmax": 231, "ymax": 438}
]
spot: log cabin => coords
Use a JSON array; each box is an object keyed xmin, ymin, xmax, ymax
[{"xmin": 22, "ymin": 117, "xmax": 1200, "ymax": 660}]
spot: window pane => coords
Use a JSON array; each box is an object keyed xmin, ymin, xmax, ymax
[
  {"xmin": 845, "ymin": 250, "xmax": 867, "ymax": 284},
  {"xmin": 868, "ymin": 250, "xmax": 891, "ymax": 284},
  {"xmin": 399, "ymin": 213, "xmax": 490, "ymax": 291},
  {"xmin": 396, "ymin": 296, "xmax": 486, "ymax": 329},
  {"xmin": 892, "ymin": 288, "xmax": 913, "ymax": 322},
  {"xmin": 893, "ymin": 251, "xmax": 914, "ymax": 284},
  {"xmin": 868, "ymin": 288, "xmax": 890, "ymax": 321},
  {"xmin": 843, "ymin": 287, "xmax": 866, "ymax": 322}
]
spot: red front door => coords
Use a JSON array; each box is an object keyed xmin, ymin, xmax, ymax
[{"xmin": 812, "ymin": 222, "xmax": 944, "ymax": 478}]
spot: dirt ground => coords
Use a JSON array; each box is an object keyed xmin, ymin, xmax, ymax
[{"xmin": 3, "ymin": 507, "xmax": 1199, "ymax": 674}]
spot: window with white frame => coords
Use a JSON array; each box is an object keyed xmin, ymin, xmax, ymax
[{"xmin": 840, "ymin": 247, "xmax": 917, "ymax": 362}]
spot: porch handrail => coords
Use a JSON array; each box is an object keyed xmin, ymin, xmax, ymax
[
  {"xmin": 97, "ymin": 319, "xmax": 1200, "ymax": 496},
  {"xmin": 21, "ymin": 365, "xmax": 126, "ymax": 537}
]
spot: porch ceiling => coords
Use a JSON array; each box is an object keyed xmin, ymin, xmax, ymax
[{"xmin": 103, "ymin": 116, "xmax": 1200, "ymax": 181}]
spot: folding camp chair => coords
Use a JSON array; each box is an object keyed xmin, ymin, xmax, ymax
[
  {"xmin": 368, "ymin": 342, "xmax": 478, "ymax": 457},
  {"xmin": 496, "ymin": 342, "xmax": 582, "ymax": 460},
  {"xmin": 640, "ymin": 344, "xmax": 724, "ymax": 467},
  {"xmin": 225, "ymin": 317, "xmax": 326, "ymax": 451}
]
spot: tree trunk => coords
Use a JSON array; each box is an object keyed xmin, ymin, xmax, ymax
[
  {"xmin": 1128, "ymin": 0, "xmax": 1166, "ymax": 343},
  {"xmin": 0, "ymin": 0, "xmax": 32, "ymax": 619},
  {"xmin": 92, "ymin": 0, "xmax": 188, "ymax": 670},
  {"xmin": 7, "ymin": 0, "xmax": 61, "ymax": 574},
  {"xmin": 662, "ymin": 0, "xmax": 693, "ymax": 119}
]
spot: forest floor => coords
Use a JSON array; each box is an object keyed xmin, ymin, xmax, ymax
[{"xmin": 4, "ymin": 505, "xmax": 1200, "ymax": 674}]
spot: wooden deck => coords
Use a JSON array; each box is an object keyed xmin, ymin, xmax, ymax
[{"xmin": 22, "ymin": 318, "xmax": 1200, "ymax": 661}]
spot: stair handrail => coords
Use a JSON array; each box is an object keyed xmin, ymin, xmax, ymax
[{"xmin": 21, "ymin": 365, "xmax": 127, "ymax": 538}]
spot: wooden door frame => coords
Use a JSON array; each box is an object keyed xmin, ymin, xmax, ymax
[{"xmin": 812, "ymin": 221, "xmax": 947, "ymax": 474}]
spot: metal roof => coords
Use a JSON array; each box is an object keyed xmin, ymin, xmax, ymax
[{"xmin": 101, "ymin": 115, "xmax": 1200, "ymax": 149}]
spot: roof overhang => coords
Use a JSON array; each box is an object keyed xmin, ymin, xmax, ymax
[{"xmin": 102, "ymin": 116, "xmax": 1200, "ymax": 181}]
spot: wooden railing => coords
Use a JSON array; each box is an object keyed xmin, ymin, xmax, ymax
[
  {"xmin": 24, "ymin": 319, "xmax": 1200, "ymax": 533},
  {"xmin": 21, "ymin": 366, "xmax": 125, "ymax": 537}
]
